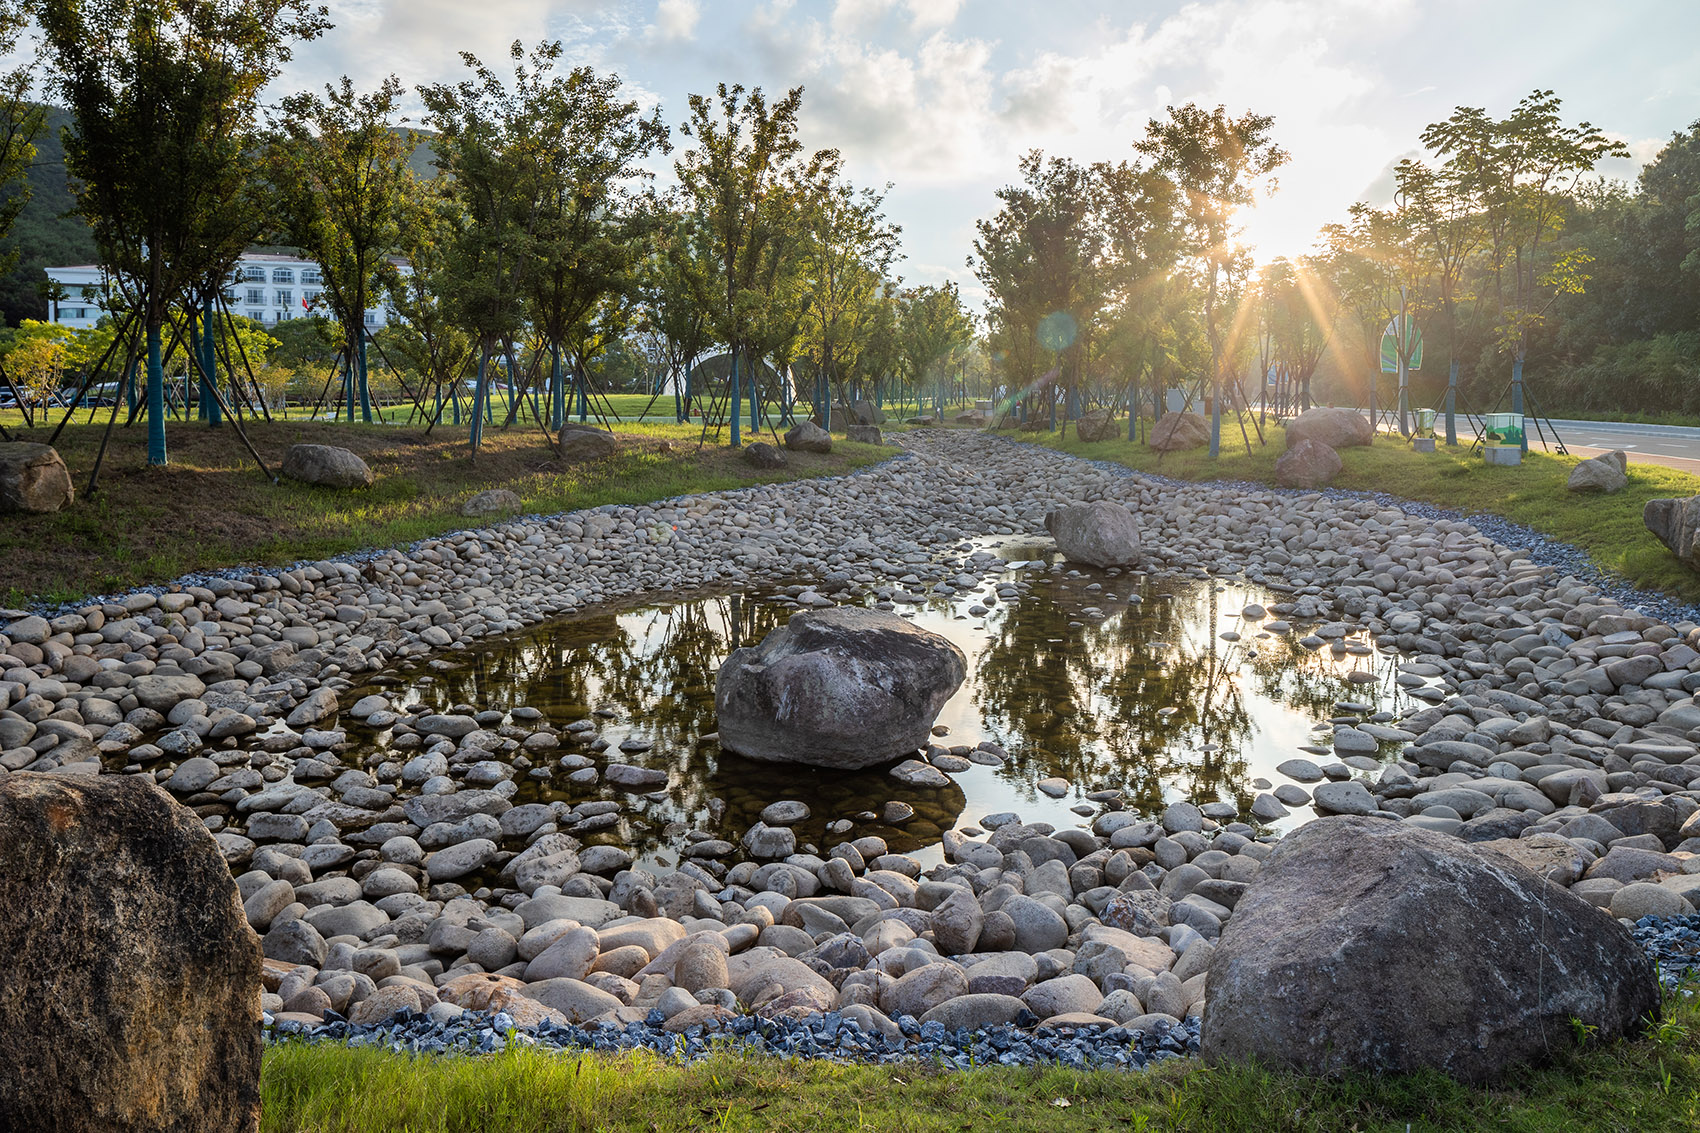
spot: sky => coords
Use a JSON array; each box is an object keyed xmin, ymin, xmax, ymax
[{"xmin": 277, "ymin": 0, "xmax": 1700, "ymax": 308}]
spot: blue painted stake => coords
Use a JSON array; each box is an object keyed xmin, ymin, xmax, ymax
[
  {"xmin": 470, "ymin": 348, "xmax": 488, "ymax": 448},
  {"xmin": 1512, "ymin": 354, "xmax": 1526, "ymax": 454},
  {"xmin": 202, "ymin": 296, "xmax": 220, "ymax": 426},
  {"xmin": 358, "ymin": 333, "xmax": 372, "ymax": 423},
  {"xmin": 1208, "ymin": 380, "xmax": 1222, "ymax": 458},
  {"xmin": 145, "ymin": 322, "xmax": 166, "ymax": 464},
  {"xmin": 550, "ymin": 344, "xmax": 564, "ymax": 431},
  {"xmin": 190, "ymin": 312, "xmax": 206, "ymax": 422},
  {"xmin": 730, "ymin": 353, "xmax": 741, "ymax": 447},
  {"xmin": 1445, "ymin": 359, "xmax": 1458, "ymax": 446},
  {"xmin": 749, "ymin": 357, "xmax": 758, "ymax": 431},
  {"xmin": 577, "ymin": 361, "xmax": 587, "ymax": 422}
]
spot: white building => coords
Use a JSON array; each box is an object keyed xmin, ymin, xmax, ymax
[{"xmin": 43, "ymin": 250, "xmax": 397, "ymax": 332}]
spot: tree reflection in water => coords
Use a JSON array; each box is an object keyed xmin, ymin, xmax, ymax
[{"xmin": 361, "ymin": 554, "xmax": 1424, "ymax": 868}]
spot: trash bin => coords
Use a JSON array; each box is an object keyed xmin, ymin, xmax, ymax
[{"xmin": 1483, "ymin": 412, "xmax": 1524, "ymax": 449}]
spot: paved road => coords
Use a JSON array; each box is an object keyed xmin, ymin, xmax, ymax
[{"xmin": 1358, "ymin": 410, "xmax": 1700, "ymax": 474}]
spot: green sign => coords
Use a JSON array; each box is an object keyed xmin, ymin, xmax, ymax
[{"xmin": 1381, "ymin": 317, "xmax": 1423, "ymax": 373}]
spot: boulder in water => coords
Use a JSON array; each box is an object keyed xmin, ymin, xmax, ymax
[
  {"xmin": 1044, "ymin": 500, "xmax": 1141, "ymax": 568},
  {"xmin": 715, "ymin": 607, "xmax": 967, "ymax": 770}
]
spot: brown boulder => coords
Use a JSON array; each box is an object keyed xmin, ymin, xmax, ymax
[
  {"xmin": 0, "ymin": 442, "xmax": 73, "ymax": 513},
  {"xmin": 1074, "ymin": 408, "xmax": 1121, "ymax": 442},
  {"xmin": 1202, "ymin": 816, "xmax": 1656, "ymax": 1083},
  {"xmin": 1284, "ymin": 407, "xmax": 1373, "ymax": 450},
  {"xmin": 742, "ymin": 441, "xmax": 787, "ymax": 469},
  {"xmin": 1149, "ymin": 412, "xmax": 1209, "ymax": 451},
  {"xmin": 1274, "ymin": 438, "xmax": 1343, "ymax": 488},
  {"xmin": 0, "ymin": 772, "xmax": 262, "ymax": 1132},
  {"xmin": 1567, "ymin": 450, "xmax": 1628, "ymax": 493},
  {"xmin": 557, "ymin": 426, "xmax": 619, "ymax": 463}
]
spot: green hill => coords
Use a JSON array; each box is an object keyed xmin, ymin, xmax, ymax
[{"xmin": 0, "ymin": 105, "xmax": 96, "ymax": 327}]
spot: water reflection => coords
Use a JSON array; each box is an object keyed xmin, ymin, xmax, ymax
[{"xmin": 363, "ymin": 543, "xmax": 1427, "ymax": 871}]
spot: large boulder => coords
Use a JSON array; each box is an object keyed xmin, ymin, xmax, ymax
[
  {"xmin": 1568, "ymin": 450, "xmax": 1629, "ymax": 493},
  {"xmin": 0, "ymin": 772, "xmax": 262, "ymax": 1131},
  {"xmin": 846, "ymin": 424, "xmax": 883, "ymax": 444},
  {"xmin": 1644, "ymin": 496, "xmax": 1700, "ymax": 569},
  {"xmin": 1284, "ymin": 407, "xmax": 1372, "ymax": 450},
  {"xmin": 557, "ymin": 425, "xmax": 618, "ymax": 463},
  {"xmin": 1044, "ymin": 500, "xmax": 1141, "ymax": 568},
  {"xmin": 0, "ymin": 442, "xmax": 73, "ymax": 513},
  {"xmin": 1274, "ymin": 438, "xmax": 1343, "ymax": 489},
  {"xmin": 1149, "ymin": 411, "xmax": 1209, "ymax": 452},
  {"xmin": 1074, "ymin": 408, "xmax": 1120, "ymax": 442},
  {"xmin": 715, "ymin": 607, "xmax": 967, "ymax": 770},
  {"xmin": 850, "ymin": 399, "xmax": 886, "ymax": 426},
  {"xmin": 783, "ymin": 420, "xmax": 833, "ymax": 453},
  {"xmin": 281, "ymin": 443, "xmax": 374, "ymax": 489},
  {"xmin": 1201, "ymin": 816, "xmax": 1657, "ymax": 1084}
]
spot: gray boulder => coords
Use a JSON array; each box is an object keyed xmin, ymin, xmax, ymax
[
  {"xmin": 846, "ymin": 425, "xmax": 883, "ymax": 444},
  {"xmin": 742, "ymin": 442, "xmax": 786, "ymax": 469},
  {"xmin": 783, "ymin": 421, "xmax": 833, "ymax": 453},
  {"xmin": 1285, "ymin": 407, "xmax": 1373, "ymax": 449},
  {"xmin": 557, "ymin": 426, "xmax": 618, "ymax": 463},
  {"xmin": 1201, "ymin": 816, "xmax": 1658, "ymax": 1083},
  {"xmin": 1645, "ymin": 496, "xmax": 1700, "ymax": 569},
  {"xmin": 715, "ymin": 607, "xmax": 966, "ymax": 770},
  {"xmin": 1568, "ymin": 450, "xmax": 1628, "ymax": 493},
  {"xmin": 851, "ymin": 400, "xmax": 886, "ymax": 426},
  {"xmin": 461, "ymin": 488, "xmax": 523, "ymax": 516},
  {"xmin": 281, "ymin": 443, "xmax": 374, "ymax": 489},
  {"xmin": 1044, "ymin": 500, "xmax": 1141, "ymax": 568},
  {"xmin": 1274, "ymin": 438, "xmax": 1343, "ymax": 489},
  {"xmin": 0, "ymin": 442, "xmax": 73, "ymax": 513},
  {"xmin": 1149, "ymin": 412, "xmax": 1209, "ymax": 452}
]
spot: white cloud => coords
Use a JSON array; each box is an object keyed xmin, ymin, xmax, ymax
[{"xmin": 650, "ymin": 0, "xmax": 701, "ymax": 41}]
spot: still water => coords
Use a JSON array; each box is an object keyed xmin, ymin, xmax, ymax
[{"xmin": 354, "ymin": 541, "xmax": 1426, "ymax": 871}]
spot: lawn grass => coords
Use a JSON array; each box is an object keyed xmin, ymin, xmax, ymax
[
  {"xmin": 1010, "ymin": 420, "xmax": 1700, "ymax": 604},
  {"xmin": 259, "ymin": 985, "xmax": 1700, "ymax": 1133},
  {"xmin": 0, "ymin": 415, "xmax": 892, "ymax": 608}
]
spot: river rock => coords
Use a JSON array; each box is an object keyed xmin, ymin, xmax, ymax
[
  {"xmin": 1044, "ymin": 500, "xmax": 1141, "ymax": 568},
  {"xmin": 1568, "ymin": 451, "xmax": 1628, "ymax": 493},
  {"xmin": 1149, "ymin": 412, "xmax": 1209, "ymax": 452},
  {"xmin": 1274, "ymin": 438, "xmax": 1343, "ymax": 489},
  {"xmin": 714, "ymin": 607, "xmax": 967, "ymax": 770},
  {"xmin": 0, "ymin": 442, "xmax": 73, "ymax": 513},
  {"xmin": 1201, "ymin": 816, "xmax": 1658, "ymax": 1083},
  {"xmin": 0, "ymin": 772, "xmax": 261, "ymax": 1131},
  {"xmin": 784, "ymin": 421, "xmax": 833, "ymax": 453},
  {"xmin": 281, "ymin": 443, "xmax": 374, "ymax": 489},
  {"xmin": 1285, "ymin": 407, "xmax": 1372, "ymax": 449}
]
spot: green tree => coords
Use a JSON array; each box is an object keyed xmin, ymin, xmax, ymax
[
  {"xmin": 674, "ymin": 83, "xmax": 823, "ymax": 443},
  {"xmin": 1136, "ymin": 104, "xmax": 1287, "ymax": 456},
  {"xmin": 385, "ymin": 175, "xmax": 475, "ymax": 424},
  {"xmin": 897, "ymin": 282, "xmax": 972, "ymax": 413},
  {"xmin": 268, "ymin": 74, "xmax": 416, "ymax": 422},
  {"xmin": 37, "ymin": 0, "xmax": 329, "ymax": 463}
]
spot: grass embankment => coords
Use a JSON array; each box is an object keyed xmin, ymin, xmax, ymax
[
  {"xmin": 260, "ymin": 989, "xmax": 1700, "ymax": 1133},
  {"xmin": 1012, "ymin": 423, "xmax": 1700, "ymax": 604},
  {"xmin": 0, "ymin": 417, "xmax": 891, "ymax": 607}
]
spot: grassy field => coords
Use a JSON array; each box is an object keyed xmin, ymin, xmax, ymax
[
  {"xmin": 1008, "ymin": 419, "xmax": 1700, "ymax": 604},
  {"xmin": 0, "ymin": 415, "xmax": 892, "ymax": 608},
  {"xmin": 259, "ymin": 985, "xmax": 1700, "ymax": 1133}
]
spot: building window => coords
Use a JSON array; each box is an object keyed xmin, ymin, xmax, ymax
[
  {"xmin": 246, "ymin": 288, "xmax": 264, "ymax": 305},
  {"xmin": 302, "ymin": 269, "xmax": 322, "ymax": 284},
  {"xmin": 277, "ymin": 309, "xmax": 291, "ymax": 322},
  {"xmin": 276, "ymin": 290, "xmax": 292, "ymax": 307},
  {"xmin": 364, "ymin": 310, "xmax": 377, "ymax": 325},
  {"xmin": 272, "ymin": 268, "xmax": 293, "ymax": 283},
  {"xmin": 305, "ymin": 289, "xmax": 321, "ymax": 307},
  {"xmin": 243, "ymin": 266, "xmax": 265, "ymax": 282}
]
